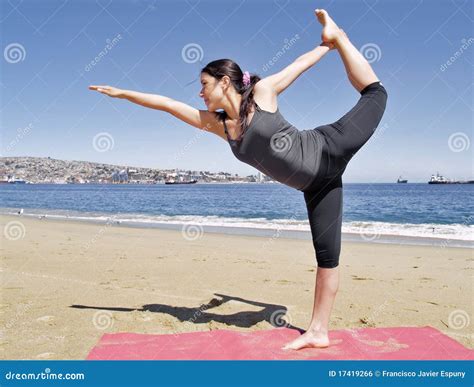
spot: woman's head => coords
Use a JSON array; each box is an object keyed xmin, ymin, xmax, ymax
[{"xmin": 200, "ymin": 59, "xmax": 261, "ymax": 137}]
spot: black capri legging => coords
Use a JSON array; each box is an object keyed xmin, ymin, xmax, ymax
[{"xmin": 303, "ymin": 81, "xmax": 388, "ymax": 268}]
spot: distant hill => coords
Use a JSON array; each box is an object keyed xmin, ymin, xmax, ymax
[{"xmin": 0, "ymin": 157, "xmax": 251, "ymax": 184}]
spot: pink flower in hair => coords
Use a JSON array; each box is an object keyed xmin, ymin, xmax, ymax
[{"xmin": 242, "ymin": 71, "xmax": 251, "ymax": 87}]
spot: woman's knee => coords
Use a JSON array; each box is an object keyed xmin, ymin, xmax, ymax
[
  {"xmin": 315, "ymin": 243, "xmax": 341, "ymax": 269},
  {"xmin": 363, "ymin": 83, "xmax": 388, "ymax": 124},
  {"xmin": 316, "ymin": 264, "xmax": 340, "ymax": 294},
  {"xmin": 360, "ymin": 81, "xmax": 388, "ymax": 98}
]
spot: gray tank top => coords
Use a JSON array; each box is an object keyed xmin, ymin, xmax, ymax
[{"xmin": 222, "ymin": 103, "xmax": 324, "ymax": 191}]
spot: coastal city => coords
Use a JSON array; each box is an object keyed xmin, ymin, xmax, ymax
[
  {"xmin": 1, "ymin": 157, "xmax": 472, "ymax": 185},
  {"xmin": 0, "ymin": 157, "xmax": 274, "ymax": 185}
]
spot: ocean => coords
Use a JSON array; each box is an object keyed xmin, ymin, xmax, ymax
[{"xmin": 1, "ymin": 183, "xmax": 472, "ymax": 247}]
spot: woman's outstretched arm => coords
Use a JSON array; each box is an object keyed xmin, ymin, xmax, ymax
[
  {"xmin": 89, "ymin": 85, "xmax": 172, "ymax": 110},
  {"xmin": 260, "ymin": 42, "xmax": 333, "ymax": 96},
  {"xmin": 88, "ymin": 85, "xmax": 226, "ymax": 140}
]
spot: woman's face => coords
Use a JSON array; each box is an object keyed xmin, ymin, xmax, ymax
[{"xmin": 199, "ymin": 72, "xmax": 226, "ymax": 111}]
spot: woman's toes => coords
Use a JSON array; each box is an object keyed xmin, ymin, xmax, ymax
[
  {"xmin": 315, "ymin": 9, "xmax": 327, "ymax": 24},
  {"xmin": 282, "ymin": 336, "xmax": 307, "ymax": 351},
  {"xmin": 282, "ymin": 331, "xmax": 330, "ymax": 351}
]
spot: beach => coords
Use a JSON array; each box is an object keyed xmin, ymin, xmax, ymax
[{"xmin": 0, "ymin": 214, "xmax": 472, "ymax": 359}]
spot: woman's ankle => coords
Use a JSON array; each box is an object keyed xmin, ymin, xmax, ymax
[
  {"xmin": 334, "ymin": 32, "xmax": 349, "ymax": 49},
  {"xmin": 307, "ymin": 323, "xmax": 329, "ymax": 334}
]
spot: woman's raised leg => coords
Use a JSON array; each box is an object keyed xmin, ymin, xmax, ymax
[
  {"xmin": 316, "ymin": 9, "xmax": 380, "ymax": 92},
  {"xmin": 314, "ymin": 9, "xmax": 388, "ymax": 176}
]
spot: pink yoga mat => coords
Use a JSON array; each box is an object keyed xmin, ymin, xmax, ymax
[{"xmin": 87, "ymin": 327, "xmax": 473, "ymax": 360}]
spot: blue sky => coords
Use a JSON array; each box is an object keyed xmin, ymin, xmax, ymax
[{"xmin": 1, "ymin": 0, "xmax": 472, "ymax": 183}]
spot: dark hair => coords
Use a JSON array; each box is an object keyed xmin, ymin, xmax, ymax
[{"xmin": 201, "ymin": 59, "xmax": 261, "ymax": 141}]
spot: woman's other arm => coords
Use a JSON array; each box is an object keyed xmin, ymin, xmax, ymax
[
  {"xmin": 88, "ymin": 85, "xmax": 226, "ymax": 140},
  {"xmin": 258, "ymin": 42, "xmax": 333, "ymax": 96}
]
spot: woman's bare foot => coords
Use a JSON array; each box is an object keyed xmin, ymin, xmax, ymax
[
  {"xmin": 282, "ymin": 329, "xmax": 330, "ymax": 350},
  {"xmin": 315, "ymin": 9, "xmax": 343, "ymax": 45}
]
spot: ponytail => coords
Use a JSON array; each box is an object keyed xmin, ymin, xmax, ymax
[
  {"xmin": 238, "ymin": 73, "xmax": 261, "ymax": 138},
  {"xmin": 201, "ymin": 59, "xmax": 261, "ymax": 141}
]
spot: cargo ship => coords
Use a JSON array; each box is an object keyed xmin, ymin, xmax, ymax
[
  {"xmin": 428, "ymin": 172, "xmax": 473, "ymax": 184},
  {"xmin": 0, "ymin": 175, "xmax": 27, "ymax": 184},
  {"xmin": 165, "ymin": 177, "xmax": 197, "ymax": 185},
  {"xmin": 429, "ymin": 172, "xmax": 451, "ymax": 184},
  {"xmin": 397, "ymin": 176, "xmax": 408, "ymax": 183}
]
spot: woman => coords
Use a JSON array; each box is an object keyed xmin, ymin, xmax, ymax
[{"xmin": 89, "ymin": 9, "xmax": 387, "ymax": 350}]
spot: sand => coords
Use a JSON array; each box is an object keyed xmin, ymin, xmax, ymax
[{"xmin": 0, "ymin": 214, "xmax": 472, "ymax": 359}]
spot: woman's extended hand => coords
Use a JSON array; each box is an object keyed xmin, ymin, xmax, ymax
[
  {"xmin": 89, "ymin": 85, "xmax": 125, "ymax": 98},
  {"xmin": 320, "ymin": 41, "xmax": 335, "ymax": 51}
]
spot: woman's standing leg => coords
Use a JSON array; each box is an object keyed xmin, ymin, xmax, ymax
[{"xmin": 283, "ymin": 177, "xmax": 343, "ymax": 350}]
